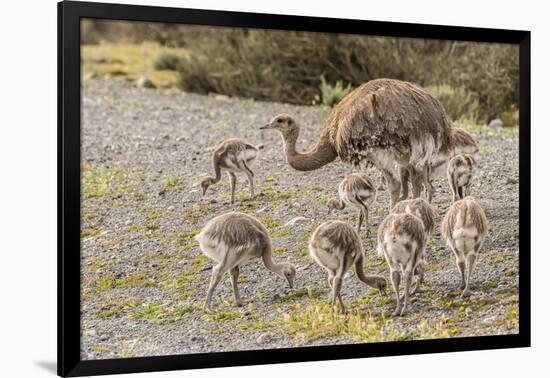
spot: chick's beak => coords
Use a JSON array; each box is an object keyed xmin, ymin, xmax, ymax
[
  {"xmin": 259, "ymin": 123, "xmax": 272, "ymax": 130},
  {"xmin": 287, "ymin": 277, "xmax": 294, "ymax": 289}
]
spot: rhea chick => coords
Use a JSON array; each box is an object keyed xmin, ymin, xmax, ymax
[
  {"xmin": 400, "ymin": 127, "xmax": 479, "ymax": 202},
  {"xmin": 447, "ymin": 154, "xmax": 477, "ymax": 202},
  {"xmin": 390, "ymin": 197, "xmax": 437, "ymax": 293},
  {"xmin": 441, "ymin": 196, "xmax": 488, "ymax": 297},
  {"xmin": 327, "ymin": 173, "xmax": 377, "ymax": 232},
  {"xmin": 377, "ymin": 213, "xmax": 426, "ymax": 316},
  {"xmin": 309, "ymin": 220, "xmax": 387, "ymax": 312},
  {"xmin": 200, "ymin": 138, "xmax": 259, "ymax": 204},
  {"xmin": 195, "ymin": 212, "xmax": 296, "ymax": 311}
]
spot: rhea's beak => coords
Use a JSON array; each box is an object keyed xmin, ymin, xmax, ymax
[
  {"xmin": 287, "ymin": 277, "xmax": 294, "ymax": 289},
  {"xmin": 201, "ymin": 186, "xmax": 207, "ymax": 196},
  {"xmin": 259, "ymin": 123, "xmax": 273, "ymax": 130}
]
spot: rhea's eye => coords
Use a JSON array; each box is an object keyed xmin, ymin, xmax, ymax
[{"xmin": 277, "ymin": 119, "xmax": 283, "ymax": 123}]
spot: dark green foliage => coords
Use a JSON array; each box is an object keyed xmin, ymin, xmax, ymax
[
  {"xmin": 175, "ymin": 29, "xmax": 518, "ymax": 121},
  {"xmin": 82, "ymin": 20, "xmax": 519, "ymax": 122},
  {"xmin": 153, "ymin": 51, "xmax": 180, "ymax": 70}
]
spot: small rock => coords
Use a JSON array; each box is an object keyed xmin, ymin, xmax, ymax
[
  {"xmin": 482, "ymin": 315, "xmax": 497, "ymax": 324},
  {"xmin": 167, "ymin": 206, "xmax": 175, "ymax": 211},
  {"xmin": 84, "ymin": 329, "xmax": 97, "ymax": 337},
  {"xmin": 158, "ymin": 189, "xmax": 167, "ymax": 196},
  {"xmin": 124, "ymin": 219, "xmax": 132, "ymax": 225},
  {"xmin": 257, "ymin": 333, "xmax": 272, "ymax": 344},
  {"xmin": 255, "ymin": 207, "xmax": 267, "ymax": 214},
  {"xmin": 212, "ymin": 93, "xmax": 230, "ymax": 101},
  {"xmin": 99, "ymin": 334, "xmax": 109, "ymax": 341},
  {"xmin": 136, "ymin": 76, "xmax": 156, "ymax": 89},
  {"xmin": 161, "ymin": 134, "xmax": 170, "ymax": 140},
  {"xmin": 176, "ymin": 135, "xmax": 187, "ymax": 142},
  {"xmin": 83, "ymin": 72, "xmax": 97, "ymax": 80},
  {"xmin": 506, "ymin": 178, "xmax": 518, "ymax": 184},
  {"xmin": 158, "ymin": 80, "xmax": 171, "ymax": 88},
  {"xmin": 488, "ymin": 118, "xmax": 504, "ymax": 128},
  {"xmin": 209, "ymin": 199, "xmax": 218, "ymax": 204},
  {"xmin": 285, "ymin": 216, "xmax": 308, "ymax": 227}
]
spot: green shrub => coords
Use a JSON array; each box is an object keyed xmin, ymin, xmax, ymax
[
  {"xmin": 500, "ymin": 109, "xmax": 519, "ymax": 127},
  {"xmin": 427, "ymin": 84, "xmax": 479, "ymax": 122},
  {"xmin": 153, "ymin": 51, "xmax": 180, "ymax": 70},
  {"xmin": 317, "ymin": 75, "xmax": 352, "ymax": 107},
  {"xmin": 82, "ymin": 20, "xmax": 519, "ymax": 122}
]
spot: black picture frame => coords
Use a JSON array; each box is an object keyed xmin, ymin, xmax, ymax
[{"xmin": 58, "ymin": 1, "xmax": 531, "ymax": 376}]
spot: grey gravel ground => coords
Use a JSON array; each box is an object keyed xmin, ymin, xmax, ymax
[{"xmin": 80, "ymin": 79, "xmax": 520, "ymax": 360}]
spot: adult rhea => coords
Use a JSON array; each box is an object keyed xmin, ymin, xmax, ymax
[{"xmin": 260, "ymin": 79, "xmax": 453, "ymax": 208}]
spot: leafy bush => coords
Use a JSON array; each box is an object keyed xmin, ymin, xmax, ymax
[
  {"xmin": 316, "ymin": 75, "xmax": 352, "ymax": 107},
  {"xmin": 500, "ymin": 109, "xmax": 519, "ymax": 127},
  {"xmin": 82, "ymin": 20, "xmax": 519, "ymax": 122},
  {"xmin": 427, "ymin": 85, "xmax": 479, "ymax": 122},
  {"xmin": 153, "ymin": 51, "xmax": 180, "ymax": 70}
]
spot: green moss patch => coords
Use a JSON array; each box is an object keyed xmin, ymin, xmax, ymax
[
  {"xmin": 96, "ymin": 297, "xmax": 141, "ymax": 319},
  {"xmin": 282, "ymin": 302, "xmax": 405, "ymax": 344},
  {"xmin": 160, "ymin": 175, "xmax": 182, "ymax": 192},
  {"xmin": 130, "ymin": 301, "xmax": 198, "ymax": 324},
  {"xmin": 95, "ymin": 271, "xmax": 156, "ymax": 290},
  {"xmin": 81, "ymin": 163, "xmax": 137, "ymax": 199}
]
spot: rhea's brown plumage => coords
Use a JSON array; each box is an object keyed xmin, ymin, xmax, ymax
[
  {"xmin": 441, "ymin": 196, "xmax": 488, "ymax": 298},
  {"xmin": 261, "ymin": 79, "xmax": 453, "ymax": 208},
  {"xmin": 309, "ymin": 220, "xmax": 387, "ymax": 312},
  {"xmin": 196, "ymin": 212, "xmax": 296, "ymax": 311}
]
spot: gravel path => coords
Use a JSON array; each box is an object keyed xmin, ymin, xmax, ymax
[{"xmin": 80, "ymin": 79, "xmax": 520, "ymax": 360}]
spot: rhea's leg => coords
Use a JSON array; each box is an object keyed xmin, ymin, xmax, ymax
[
  {"xmin": 399, "ymin": 167, "xmax": 410, "ymax": 201},
  {"xmin": 357, "ymin": 210, "xmax": 364, "ymax": 232},
  {"xmin": 228, "ymin": 172, "xmax": 237, "ymax": 204},
  {"xmin": 332, "ymin": 274, "xmax": 345, "ymax": 312},
  {"xmin": 449, "ymin": 174, "xmax": 458, "ymax": 202},
  {"xmin": 423, "ymin": 166, "xmax": 435, "ymax": 203},
  {"xmin": 241, "ymin": 161, "xmax": 255, "ymax": 199},
  {"xmin": 452, "ymin": 246, "xmax": 466, "ymax": 291},
  {"xmin": 327, "ymin": 270, "xmax": 335, "ymax": 289},
  {"xmin": 462, "ymin": 253, "xmax": 477, "ymax": 297},
  {"xmin": 382, "ymin": 169, "xmax": 401, "ymax": 209},
  {"xmin": 204, "ymin": 264, "xmax": 225, "ymax": 311},
  {"xmin": 410, "ymin": 168, "xmax": 424, "ymax": 199},
  {"xmin": 390, "ymin": 269, "xmax": 402, "ymax": 316},
  {"xmin": 230, "ymin": 266, "xmax": 243, "ymax": 307},
  {"xmin": 412, "ymin": 263, "xmax": 425, "ymax": 294},
  {"xmin": 400, "ymin": 269, "xmax": 413, "ymax": 316},
  {"xmin": 361, "ymin": 207, "xmax": 370, "ymax": 236}
]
